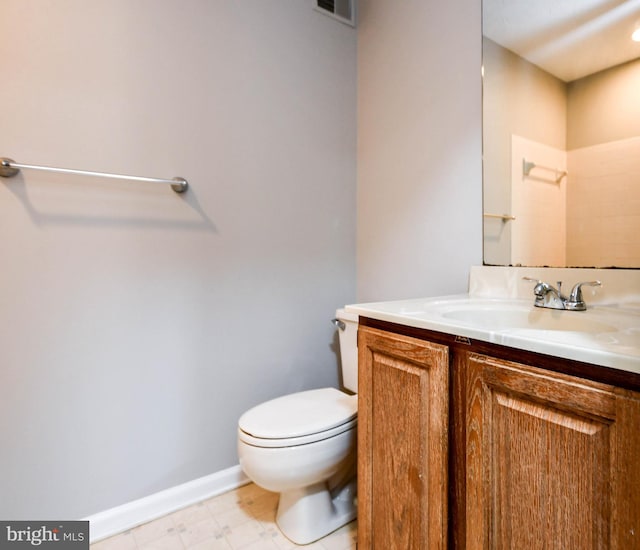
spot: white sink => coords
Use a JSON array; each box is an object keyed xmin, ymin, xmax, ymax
[
  {"xmin": 441, "ymin": 306, "xmax": 617, "ymax": 333},
  {"xmin": 346, "ymin": 295, "xmax": 640, "ymax": 373}
]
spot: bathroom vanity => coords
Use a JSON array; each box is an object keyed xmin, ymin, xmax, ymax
[{"xmin": 347, "ymin": 267, "xmax": 640, "ymax": 549}]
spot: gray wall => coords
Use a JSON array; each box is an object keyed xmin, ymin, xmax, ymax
[
  {"xmin": 1, "ymin": 0, "xmax": 486, "ymax": 520},
  {"xmin": 0, "ymin": 1, "xmax": 356, "ymax": 518},
  {"xmin": 356, "ymin": 0, "xmax": 483, "ymax": 302}
]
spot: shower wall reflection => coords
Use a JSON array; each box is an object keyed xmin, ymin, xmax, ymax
[{"xmin": 483, "ymin": 37, "xmax": 640, "ymax": 267}]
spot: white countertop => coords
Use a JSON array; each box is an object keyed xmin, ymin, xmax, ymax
[{"xmin": 346, "ymin": 294, "xmax": 640, "ymax": 375}]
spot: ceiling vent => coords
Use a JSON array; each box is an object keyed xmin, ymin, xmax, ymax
[{"xmin": 315, "ymin": 0, "xmax": 356, "ymax": 27}]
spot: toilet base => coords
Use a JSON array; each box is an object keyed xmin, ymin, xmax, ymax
[{"xmin": 276, "ymin": 477, "xmax": 357, "ymax": 545}]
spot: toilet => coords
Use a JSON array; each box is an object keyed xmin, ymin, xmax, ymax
[{"xmin": 237, "ymin": 308, "xmax": 358, "ymax": 545}]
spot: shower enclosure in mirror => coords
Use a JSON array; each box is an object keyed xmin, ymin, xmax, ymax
[{"xmin": 482, "ymin": 0, "xmax": 640, "ymax": 268}]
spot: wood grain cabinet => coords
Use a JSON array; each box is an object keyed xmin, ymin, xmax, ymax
[
  {"xmin": 357, "ymin": 326, "xmax": 449, "ymax": 549},
  {"xmin": 357, "ymin": 321, "xmax": 640, "ymax": 550},
  {"xmin": 463, "ymin": 353, "xmax": 640, "ymax": 550}
]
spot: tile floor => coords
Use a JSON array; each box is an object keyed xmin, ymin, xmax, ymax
[{"xmin": 90, "ymin": 483, "xmax": 357, "ymax": 550}]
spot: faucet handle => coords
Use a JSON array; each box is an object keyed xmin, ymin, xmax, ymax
[
  {"xmin": 569, "ymin": 280, "xmax": 602, "ymax": 303},
  {"xmin": 565, "ymin": 280, "xmax": 602, "ymax": 310},
  {"xmin": 522, "ymin": 277, "xmax": 550, "ymax": 301},
  {"xmin": 522, "ymin": 276, "xmax": 541, "ymax": 294}
]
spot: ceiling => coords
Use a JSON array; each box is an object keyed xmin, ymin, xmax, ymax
[{"xmin": 483, "ymin": 0, "xmax": 640, "ymax": 82}]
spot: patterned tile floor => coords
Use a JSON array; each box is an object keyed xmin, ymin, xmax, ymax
[{"xmin": 90, "ymin": 483, "xmax": 357, "ymax": 550}]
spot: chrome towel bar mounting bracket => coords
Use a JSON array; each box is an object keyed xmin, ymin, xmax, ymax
[{"xmin": 0, "ymin": 157, "xmax": 188, "ymax": 194}]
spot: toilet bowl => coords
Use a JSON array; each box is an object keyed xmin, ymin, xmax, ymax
[{"xmin": 237, "ymin": 308, "xmax": 359, "ymax": 545}]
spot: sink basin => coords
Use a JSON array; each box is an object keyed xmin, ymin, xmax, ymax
[
  {"xmin": 442, "ymin": 307, "xmax": 616, "ymax": 333},
  {"xmin": 346, "ymin": 294, "xmax": 640, "ymax": 373}
]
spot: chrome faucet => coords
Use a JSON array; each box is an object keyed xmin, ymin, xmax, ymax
[{"xmin": 523, "ymin": 277, "xmax": 601, "ymax": 311}]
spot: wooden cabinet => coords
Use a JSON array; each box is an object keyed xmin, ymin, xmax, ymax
[
  {"xmin": 357, "ymin": 320, "xmax": 640, "ymax": 549},
  {"xmin": 357, "ymin": 326, "xmax": 449, "ymax": 549},
  {"xmin": 463, "ymin": 353, "xmax": 640, "ymax": 550}
]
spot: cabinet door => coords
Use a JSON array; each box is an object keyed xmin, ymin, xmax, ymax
[
  {"xmin": 465, "ymin": 353, "xmax": 640, "ymax": 550},
  {"xmin": 358, "ymin": 326, "xmax": 449, "ymax": 550}
]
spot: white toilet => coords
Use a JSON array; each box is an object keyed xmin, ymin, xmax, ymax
[{"xmin": 237, "ymin": 308, "xmax": 358, "ymax": 545}]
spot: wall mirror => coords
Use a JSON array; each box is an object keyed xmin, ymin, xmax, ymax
[{"xmin": 482, "ymin": 0, "xmax": 640, "ymax": 268}]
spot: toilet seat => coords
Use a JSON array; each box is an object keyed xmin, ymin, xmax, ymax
[
  {"xmin": 238, "ymin": 388, "xmax": 357, "ymax": 448},
  {"xmin": 238, "ymin": 417, "xmax": 356, "ymax": 448}
]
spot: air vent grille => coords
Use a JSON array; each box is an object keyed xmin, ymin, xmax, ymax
[
  {"xmin": 315, "ymin": 0, "xmax": 355, "ymax": 27},
  {"xmin": 318, "ymin": 0, "xmax": 335, "ymax": 11}
]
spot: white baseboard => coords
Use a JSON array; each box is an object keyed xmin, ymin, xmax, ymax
[{"xmin": 85, "ymin": 465, "xmax": 250, "ymax": 543}]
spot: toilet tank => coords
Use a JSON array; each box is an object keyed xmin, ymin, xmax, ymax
[{"xmin": 335, "ymin": 308, "xmax": 359, "ymax": 393}]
